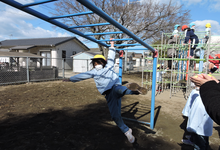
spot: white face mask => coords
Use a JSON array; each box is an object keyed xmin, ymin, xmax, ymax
[{"xmin": 95, "ymin": 64, "xmax": 103, "ymax": 70}]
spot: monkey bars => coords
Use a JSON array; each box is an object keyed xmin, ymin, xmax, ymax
[{"xmin": 0, "ymin": 0, "xmax": 157, "ymax": 129}]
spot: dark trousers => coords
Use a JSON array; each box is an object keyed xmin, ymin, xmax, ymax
[
  {"xmin": 105, "ymin": 85, "xmax": 133, "ymax": 133},
  {"xmin": 190, "ymin": 133, "xmax": 209, "ymax": 150},
  {"xmin": 190, "ymin": 38, "xmax": 199, "ymax": 56},
  {"xmin": 168, "ymin": 60, "xmax": 172, "ymax": 69}
]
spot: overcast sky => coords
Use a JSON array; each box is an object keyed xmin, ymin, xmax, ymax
[{"xmin": 0, "ymin": 0, "xmax": 220, "ymax": 48}]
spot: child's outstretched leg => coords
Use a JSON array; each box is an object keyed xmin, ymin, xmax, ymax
[
  {"xmin": 125, "ymin": 83, "xmax": 148, "ymax": 95},
  {"xmin": 105, "ymin": 86, "xmax": 135, "ymax": 143}
]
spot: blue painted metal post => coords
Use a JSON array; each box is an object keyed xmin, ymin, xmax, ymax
[
  {"xmin": 199, "ymin": 49, "xmax": 204, "ymax": 73},
  {"xmin": 119, "ymin": 52, "xmax": 123, "ymax": 84},
  {"xmin": 150, "ymin": 50, "xmax": 158, "ymax": 129}
]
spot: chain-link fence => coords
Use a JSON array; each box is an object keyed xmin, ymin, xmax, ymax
[{"xmin": 0, "ymin": 56, "xmax": 145, "ymax": 85}]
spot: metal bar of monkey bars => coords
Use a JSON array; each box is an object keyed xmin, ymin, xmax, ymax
[
  {"xmin": 116, "ymin": 48, "xmax": 148, "ymax": 50},
  {"xmin": 49, "ymin": 11, "xmax": 94, "ymax": 20},
  {"xmin": 77, "ymin": 0, "xmax": 155, "ymax": 53},
  {"xmin": 22, "ymin": 0, "xmax": 57, "ymax": 7},
  {"xmin": 69, "ymin": 22, "xmax": 110, "ymax": 28},
  {"xmin": 85, "ymin": 31, "xmax": 123, "ymax": 36},
  {"xmin": 98, "ymin": 38, "xmax": 133, "ymax": 42},
  {"xmin": 112, "ymin": 43, "xmax": 142, "ymax": 47}
]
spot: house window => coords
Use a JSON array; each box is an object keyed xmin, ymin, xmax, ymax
[
  {"xmin": 72, "ymin": 51, "xmax": 76, "ymax": 55},
  {"xmin": 62, "ymin": 50, "xmax": 66, "ymax": 58},
  {"xmin": 62, "ymin": 50, "xmax": 66, "ymax": 62},
  {"xmin": 30, "ymin": 53, "xmax": 38, "ymax": 62},
  {"xmin": 41, "ymin": 52, "xmax": 51, "ymax": 66}
]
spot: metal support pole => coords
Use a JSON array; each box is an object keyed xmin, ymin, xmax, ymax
[
  {"xmin": 119, "ymin": 56, "xmax": 123, "ymax": 84},
  {"xmin": 199, "ymin": 49, "xmax": 204, "ymax": 73},
  {"xmin": 87, "ymin": 59, "xmax": 89, "ymax": 71},
  {"xmin": 206, "ymin": 31, "xmax": 211, "ymax": 74},
  {"xmin": 161, "ymin": 33, "xmax": 164, "ymax": 92},
  {"xmin": 26, "ymin": 57, "xmax": 29, "ymax": 82},
  {"xmin": 62, "ymin": 59, "xmax": 65, "ymax": 78},
  {"xmin": 150, "ymin": 50, "xmax": 158, "ymax": 129},
  {"xmin": 170, "ymin": 44, "xmax": 174, "ymax": 98},
  {"xmin": 125, "ymin": 49, "xmax": 128, "ymax": 72}
]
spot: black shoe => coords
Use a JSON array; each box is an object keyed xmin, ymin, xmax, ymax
[{"xmin": 126, "ymin": 83, "xmax": 147, "ymax": 95}]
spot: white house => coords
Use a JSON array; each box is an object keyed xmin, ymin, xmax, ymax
[
  {"xmin": 0, "ymin": 37, "xmax": 89, "ymax": 70},
  {"xmin": 71, "ymin": 51, "xmax": 101, "ymax": 72},
  {"xmin": 71, "ymin": 49, "xmax": 122, "ymax": 73}
]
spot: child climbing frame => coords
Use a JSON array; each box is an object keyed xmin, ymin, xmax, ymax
[{"xmin": 143, "ymin": 29, "xmax": 220, "ymax": 99}]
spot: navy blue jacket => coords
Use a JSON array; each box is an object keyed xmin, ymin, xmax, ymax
[{"xmin": 184, "ymin": 29, "xmax": 199, "ymax": 44}]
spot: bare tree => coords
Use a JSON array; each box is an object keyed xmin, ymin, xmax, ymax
[{"xmin": 53, "ymin": 0, "xmax": 190, "ymax": 52}]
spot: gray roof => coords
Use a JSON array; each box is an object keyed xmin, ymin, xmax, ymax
[
  {"xmin": 86, "ymin": 51, "xmax": 102, "ymax": 56},
  {"xmin": 0, "ymin": 51, "xmax": 44, "ymax": 58},
  {"xmin": 71, "ymin": 51, "xmax": 101, "ymax": 58},
  {"xmin": 90, "ymin": 48, "xmax": 101, "ymax": 52},
  {"xmin": 11, "ymin": 45, "xmax": 36, "ymax": 50},
  {"xmin": 0, "ymin": 37, "xmax": 77, "ymax": 47}
]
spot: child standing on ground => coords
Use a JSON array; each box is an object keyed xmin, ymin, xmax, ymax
[
  {"xmin": 181, "ymin": 81, "xmax": 200, "ymax": 145},
  {"xmin": 182, "ymin": 25, "xmax": 199, "ymax": 58},
  {"xmin": 182, "ymin": 75, "xmax": 213, "ymax": 149},
  {"xmin": 63, "ymin": 38, "xmax": 147, "ymax": 143}
]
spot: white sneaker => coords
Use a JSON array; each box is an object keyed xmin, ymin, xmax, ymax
[{"xmin": 125, "ymin": 128, "xmax": 135, "ymax": 143}]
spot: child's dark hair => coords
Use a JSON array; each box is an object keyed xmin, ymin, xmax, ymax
[{"xmin": 91, "ymin": 59, "xmax": 107, "ymax": 68}]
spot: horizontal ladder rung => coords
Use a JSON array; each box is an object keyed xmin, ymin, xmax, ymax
[
  {"xmin": 49, "ymin": 11, "xmax": 93, "ymax": 20},
  {"xmin": 69, "ymin": 23, "xmax": 110, "ymax": 28},
  {"xmin": 22, "ymin": 0, "xmax": 57, "ymax": 7},
  {"xmin": 85, "ymin": 31, "xmax": 123, "ymax": 36},
  {"xmin": 98, "ymin": 38, "xmax": 133, "ymax": 42}
]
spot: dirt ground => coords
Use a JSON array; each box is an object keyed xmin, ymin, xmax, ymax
[{"xmin": 0, "ymin": 72, "xmax": 219, "ymax": 150}]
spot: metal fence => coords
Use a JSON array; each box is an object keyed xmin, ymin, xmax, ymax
[
  {"xmin": 0, "ymin": 57, "xmax": 70, "ymax": 85},
  {"xmin": 0, "ymin": 57, "xmax": 145, "ymax": 85}
]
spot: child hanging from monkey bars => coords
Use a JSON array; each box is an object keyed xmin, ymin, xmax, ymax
[{"xmin": 63, "ymin": 38, "xmax": 147, "ymax": 144}]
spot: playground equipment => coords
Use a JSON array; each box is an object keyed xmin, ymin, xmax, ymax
[
  {"xmin": 1, "ymin": 0, "xmax": 158, "ymax": 129},
  {"xmin": 143, "ymin": 30, "xmax": 220, "ymax": 99}
]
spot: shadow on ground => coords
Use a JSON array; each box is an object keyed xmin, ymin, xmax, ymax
[{"xmin": 0, "ymin": 100, "xmax": 182, "ymax": 150}]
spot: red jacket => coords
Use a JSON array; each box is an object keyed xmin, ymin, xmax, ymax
[{"xmin": 209, "ymin": 55, "xmax": 219, "ymax": 68}]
